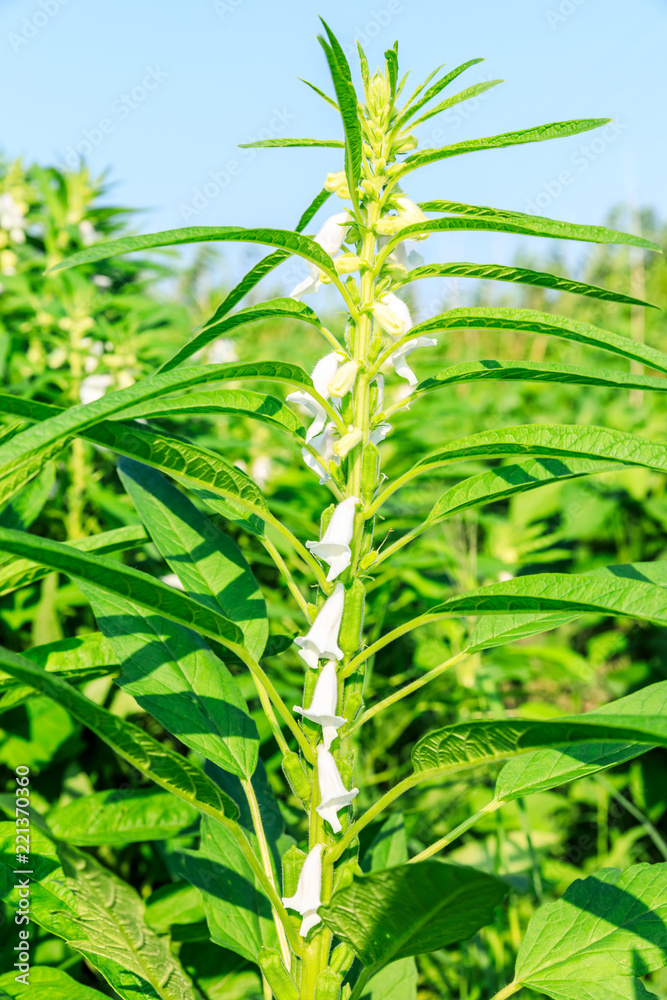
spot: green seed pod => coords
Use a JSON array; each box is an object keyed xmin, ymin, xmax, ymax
[
  {"xmin": 315, "ymin": 967, "xmax": 343, "ymax": 999},
  {"xmin": 338, "ymin": 579, "xmax": 365, "ymax": 653},
  {"xmin": 330, "ymin": 941, "xmax": 356, "ymax": 974},
  {"xmin": 343, "ymin": 688, "xmax": 363, "ymax": 723},
  {"xmin": 282, "ymin": 751, "xmax": 311, "ymax": 803},
  {"xmin": 281, "ymin": 845, "xmax": 306, "ymax": 898},
  {"xmin": 358, "ymin": 549, "xmax": 378, "ymax": 572},
  {"xmin": 258, "ymin": 947, "xmax": 299, "ymax": 1000},
  {"xmin": 337, "ymin": 751, "xmax": 356, "ymax": 790},
  {"xmin": 361, "ymin": 443, "xmax": 380, "ymax": 502}
]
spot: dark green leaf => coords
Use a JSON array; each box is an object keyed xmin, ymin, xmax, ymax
[
  {"xmin": 0, "ymin": 967, "xmax": 108, "ymax": 999},
  {"xmin": 47, "ymin": 788, "xmax": 199, "ymax": 846}
]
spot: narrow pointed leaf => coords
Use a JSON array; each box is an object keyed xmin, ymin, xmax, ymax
[
  {"xmin": 395, "ymin": 58, "xmax": 485, "ymax": 127},
  {"xmin": 239, "ymin": 138, "xmax": 345, "ymax": 148},
  {"xmin": 415, "ymin": 360, "xmax": 667, "ymax": 396},
  {"xmin": 318, "ymin": 19, "xmax": 362, "ymax": 211},
  {"xmin": 394, "ymin": 119, "xmax": 611, "ymax": 180},
  {"xmin": 404, "ymin": 261, "xmax": 658, "ymax": 308},
  {"xmin": 408, "ymin": 79, "xmax": 503, "ymax": 129},
  {"xmin": 299, "ymin": 78, "xmax": 339, "ymax": 110},
  {"xmin": 0, "ymin": 645, "xmax": 239, "ymax": 821}
]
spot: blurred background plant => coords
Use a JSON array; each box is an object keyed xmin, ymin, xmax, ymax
[{"xmin": 0, "ymin": 152, "xmax": 665, "ymax": 999}]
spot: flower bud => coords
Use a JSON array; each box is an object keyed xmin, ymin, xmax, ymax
[
  {"xmin": 374, "ymin": 216, "xmax": 402, "ymax": 236},
  {"xmin": 333, "ymin": 426, "xmax": 363, "ymax": 459},
  {"xmin": 359, "ymin": 549, "xmax": 378, "ymax": 572},
  {"xmin": 324, "ymin": 170, "xmax": 350, "ymax": 199},
  {"xmin": 327, "ymin": 360, "xmax": 359, "ymax": 398},
  {"xmin": 334, "ymin": 253, "xmax": 364, "ymax": 275},
  {"xmin": 393, "ymin": 134, "xmax": 418, "ymax": 153},
  {"xmin": 258, "ymin": 948, "xmax": 299, "ymax": 1000},
  {"xmin": 330, "ymin": 942, "xmax": 356, "ymax": 974}
]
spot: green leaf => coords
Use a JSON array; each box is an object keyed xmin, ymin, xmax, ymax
[
  {"xmin": 0, "ymin": 461, "xmax": 55, "ymax": 532},
  {"xmin": 81, "ymin": 583, "xmax": 260, "ymax": 779},
  {"xmin": 145, "ymin": 881, "xmax": 206, "ymax": 939},
  {"xmin": 395, "ymin": 58, "xmax": 485, "ymax": 127},
  {"xmin": 416, "ymin": 359, "xmax": 667, "ymax": 396},
  {"xmin": 0, "ymin": 361, "xmax": 312, "ymax": 502},
  {"xmin": 319, "ymin": 861, "xmax": 506, "ymax": 968},
  {"xmin": 239, "ymin": 137, "xmax": 345, "ymax": 148},
  {"xmin": 47, "ymin": 787, "xmax": 199, "ymax": 845},
  {"xmin": 414, "ymin": 199, "xmax": 661, "ymax": 250},
  {"xmin": 495, "ymin": 681, "xmax": 667, "ymax": 803},
  {"xmin": 118, "ymin": 457, "xmax": 268, "ymax": 659},
  {"xmin": 123, "ymin": 388, "xmax": 306, "ymax": 439},
  {"xmin": 408, "ymin": 307, "xmax": 667, "ymax": 372},
  {"xmin": 411, "ymin": 698, "xmax": 667, "ymax": 779},
  {"xmin": 0, "ymin": 694, "xmax": 78, "ymax": 769},
  {"xmin": 513, "ymin": 863, "xmax": 667, "ymax": 1000},
  {"xmin": 408, "ymin": 79, "xmax": 503, "ymax": 129},
  {"xmin": 361, "ymin": 813, "xmax": 418, "ymax": 1000},
  {"xmin": 318, "ymin": 19, "xmax": 362, "ymax": 212},
  {"xmin": 0, "ymin": 967, "xmax": 108, "ymax": 999},
  {"xmin": 158, "ymin": 296, "xmax": 322, "ymax": 374},
  {"xmin": 47, "ymin": 226, "xmax": 337, "ymax": 278},
  {"xmin": 394, "ymin": 118, "xmax": 611, "ymax": 180},
  {"xmin": 403, "ymin": 261, "xmax": 658, "ymax": 308},
  {"xmin": 299, "ymin": 78, "xmax": 339, "ymax": 110},
  {"xmin": 0, "ymin": 631, "xmax": 118, "ymax": 692},
  {"xmin": 0, "ymin": 644, "xmax": 240, "ymax": 821},
  {"xmin": 0, "ymin": 824, "xmax": 196, "ymax": 1000},
  {"xmin": 0, "ymin": 527, "xmax": 244, "ymax": 651}
]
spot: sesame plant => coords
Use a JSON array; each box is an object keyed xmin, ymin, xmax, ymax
[{"xmin": 2, "ymin": 21, "xmax": 667, "ymax": 1000}]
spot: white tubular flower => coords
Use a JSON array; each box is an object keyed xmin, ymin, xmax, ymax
[
  {"xmin": 295, "ymin": 583, "xmax": 345, "ymax": 668},
  {"xmin": 282, "ymin": 843, "xmax": 323, "ymax": 937},
  {"xmin": 79, "ymin": 373, "xmax": 113, "ymax": 405},
  {"xmin": 395, "ymin": 195, "xmax": 429, "ymax": 235},
  {"xmin": 293, "ymin": 660, "xmax": 346, "ymax": 749},
  {"xmin": 316, "ymin": 744, "xmax": 359, "ymax": 834},
  {"xmin": 372, "ymin": 292, "xmax": 413, "ymax": 339},
  {"xmin": 287, "ymin": 352, "xmax": 341, "ymax": 443},
  {"xmin": 306, "ymin": 496, "xmax": 359, "ymax": 581},
  {"xmin": 0, "ymin": 192, "xmax": 27, "ymax": 243},
  {"xmin": 370, "ymin": 421, "xmax": 391, "ymax": 444},
  {"xmin": 289, "ymin": 212, "xmax": 351, "ymax": 298},
  {"xmin": 388, "ymin": 336, "xmax": 437, "ymax": 389},
  {"xmin": 301, "ymin": 426, "xmax": 338, "ymax": 484}
]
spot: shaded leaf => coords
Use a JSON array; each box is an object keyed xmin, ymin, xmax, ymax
[{"xmin": 48, "ymin": 788, "xmax": 199, "ymax": 846}]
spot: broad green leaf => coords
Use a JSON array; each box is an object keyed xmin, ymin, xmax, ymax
[
  {"xmin": 118, "ymin": 457, "xmax": 268, "ymax": 659},
  {"xmin": 48, "ymin": 226, "xmax": 336, "ymax": 278},
  {"xmin": 0, "ymin": 527, "xmax": 243, "ymax": 647},
  {"xmin": 408, "ymin": 308, "xmax": 667, "ymax": 372},
  {"xmin": 0, "ymin": 523, "xmax": 148, "ymax": 597},
  {"xmin": 395, "ymin": 58, "xmax": 485, "ymax": 127},
  {"xmin": 318, "ymin": 19, "xmax": 362, "ymax": 212},
  {"xmin": 0, "ymin": 644, "xmax": 239, "ymax": 821},
  {"xmin": 362, "ymin": 813, "xmax": 418, "ymax": 1000},
  {"xmin": 80, "ymin": 583, "xmax": 260, "ymax": 779},
  {"xmin": 513, "ymin": 863, "xmax": 667, "ymax": 1000},
  {"xmin": 181, "ymin": 813, "xmax": 279, "ymax": 962},
  {"xmin": 411, "ymin": 706, "xmax": 667, "ymax": 778},
  {"xmin": 404, "ymin": 261, "xmax": 657, "ymax": 308},
  {"xmin": 0, "ymin": 824, "xmax": 196, "ymax": 1000},
  {"xmin": 415, "ymin": 359, "xmax": 667, "ymax": 396},
  {"xmin": 409, "ymin": 79, "xmax": 503, "ymax": 129},
  {"xmin": 319, "ymin": 861, "xmax": 506, "ymax": 968},
  {"xmin": 191, "ymin": 187, "xmax": 331, "ymax": 332},
  {"xmin": 0, "ymin": 967, "xmax": 108, "ymax": 999},
  {"xmin": 0, "ymin": 694, "xmax": 78, "ymax": 769},
  {"xmin": 414, "ymin": 199, "xmax": 661, "ymax": 250},
  {"xmin": 47, "ymin": 787, "xmax": 199, "ymax": 845},
  {"xmin": 495, "ymin": 681, "xmax": 667, "ymax": 802},
  {"xmin": 394, "ymin": 118, "xmax": 611, "ymax": 180},
  {"xmin": 158, "ymin": 296, "xmax": 321, "ymax": 374},
  {"xmin": 239, "ymin": 137, "xmax": 345, "ymax": 148},
  {"xmin": 123, "ymin": 388, "xmax": 306, "ymax": 439},
  {"xmin": 145, "ymin": 882, "xmax": 206, "ymax": 939},
  {"xmin": 0, "ymin": 361, "xmax": 312, "ymax": 501},
  {"xmin": 0, "ymin": 631, "xmax": 118, "ymax": 692}
]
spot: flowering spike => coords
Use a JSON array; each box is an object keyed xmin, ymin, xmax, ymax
[
  {"xmin": 293, "ymin": 660, "xmax": 346, "ymax": 749},
  {"xmin": 315, "ymin": 744, "xmax": 359, "ymax": 834},
  {"xmin": 295, "ymin": 583, "xmax": 345, "ymax": 668}
]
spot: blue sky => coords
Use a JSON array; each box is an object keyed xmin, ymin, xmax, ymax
[{"xmin": 1, "ymin": 0, "xmax": 666, "ymax": 296}]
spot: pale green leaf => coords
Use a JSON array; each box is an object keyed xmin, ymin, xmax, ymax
[{"xmin": 47, "ymin": 788, "xmax": 199, "ymax": 846}]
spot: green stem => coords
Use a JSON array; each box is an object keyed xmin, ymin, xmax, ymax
[
  {"xmin": 489, "ymin": 981, "xmax": 521, "ymax": 1000},
  {"xmin": 595, "ymin": 775, "xmax": 667, "ymax": 861},
  {"xmin": 409, "ymin": 799, "xmax": 502, "ymax": 863},
  {"xmin": 261, "ymin": 535, "xmax": 310, "ymax": 618},
  {"xmin": 242, "ymin": 777, "xmax": 292, "ymax": 967},
  {"xmin": 341, "ymin": 613, "xmax": 445, "ymax": 677},
  {"xmin": 328, "ymin": 772, "xmax": 422, "ymax": 863},
  {"xmin": 348, "ymin": 967, "xmax": 374, "ymax": 1000}
]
